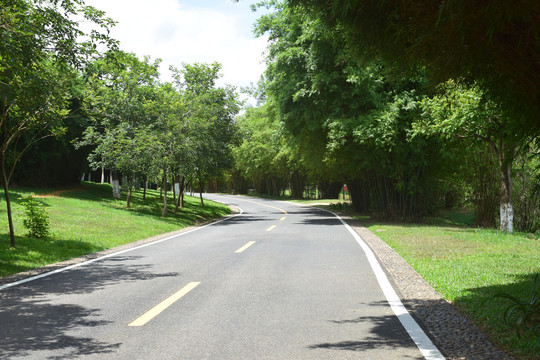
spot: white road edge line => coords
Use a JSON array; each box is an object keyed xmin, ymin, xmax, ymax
[
  {"xmin": 333, "ymin": 213, "xmax": 445, "ymax": 360},
  {"xmin": 284, "ymin": 201, "xmax": 445, "ymax": 360},
  {"xmin": 0, "ymin": 204, "xmax": 244, "ymax": 291}
]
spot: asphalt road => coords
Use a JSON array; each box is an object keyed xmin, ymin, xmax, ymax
[{"xmin": 0, "ymin": 194, "xmax": 443, "ymax": 359}]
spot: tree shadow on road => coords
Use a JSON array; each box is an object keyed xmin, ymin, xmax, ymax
[
  {"xmin": 0, "ymin": 299, "xmax": 121, "ymax": 359},
  {"xmin": 308, "ymin": 302, "xmax": 423, "ymax": 359},
  {"xmin": 0, "ymin": 256, "xmax": 180, "ymax": 358}
]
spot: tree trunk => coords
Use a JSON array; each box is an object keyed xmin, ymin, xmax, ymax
[
  {"xmin": 126, "ymin": 184, "xmax": 133, "ymax": 208},
  {"xmin": 174, "ymin": 175, "xmax": 185, "ymax": 213},
  {"xmin": 500, "ymin": 161, "xmax": 514, "ymax": 232},
  {"xmin": 492, "ymin": 138, "xmax": 516, "ymax": 233},
  {"xmin": 199, "ymin": 172, "xmax": 205, "ymax": 207},
  {"xmin": 290, "ymin": 170, "xmax": 305, "ymax": 199},
  {"xmin": 143, "ymin": 175, "xmax": 147, "ymax": 200},
  {"xmin": 1, "ymin": 153, "xmax": 15, "ymax": 247},
  {"xmin": 111, "ymin": 170, "xmax": 121, "ymax": 199},
  {"xmin": 179, "ymin": 175, "xmax": 185, "ymax": 209},
  {"xmin": 172, "ymin": 173, "xmax": 177, "ymax": 205},
  {"xmin": 101, "ymin": 165, "xmax": 105, "ymax": 183},
  {"xmin": 162, "ymin": 170, "xmax": 168, "ymax": 217}
]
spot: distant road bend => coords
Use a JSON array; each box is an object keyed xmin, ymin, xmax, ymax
[{"xmin": 0, "ymin": 194, "xmax": 445, "ymax": 359}]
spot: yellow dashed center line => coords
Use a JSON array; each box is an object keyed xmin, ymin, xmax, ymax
[
  {"xmin": 235, "ymin": 241, "xmax": 256, "ymax": 253},
  {"xmin": 280, "ymin": 217, "xmax": 286, "ymax": 221},
  {"xmin": 266, "ymin": 225, "xmax": 276, "ymax": 232},
  {"xmin": 129, "ymin": 282, "xmax": 200, "ymax": 327},
  {"xmin": 237, "ymin": 198, "xmax": 288, "ymax": 214}
]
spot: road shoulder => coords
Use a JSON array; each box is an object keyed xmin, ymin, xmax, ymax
[{"xmin": 343, "ymin": 216, "xmax": 513, "ymax": 360}]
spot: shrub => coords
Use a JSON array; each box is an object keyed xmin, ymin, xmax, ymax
[
  {"xmin": 489, "ymin": 275, "xmax": 540, "ymax": 338},
  {"xmin": 20, "ymin": 194, "xmax": 50, "ymax": 238}
]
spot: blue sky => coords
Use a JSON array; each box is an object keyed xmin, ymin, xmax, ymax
[{"xmin": 84, "ymin": 0, "xmax": 269, "ymax": 88}]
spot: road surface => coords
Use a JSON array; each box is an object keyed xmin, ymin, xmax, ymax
[{"xmin": 0, "ymin": 194, "xmax": 443, "ymax": 359}]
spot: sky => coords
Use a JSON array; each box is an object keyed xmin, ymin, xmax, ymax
[{"xmin": 83, "ymin": 0, "xmax": 269, "ymax": 89}]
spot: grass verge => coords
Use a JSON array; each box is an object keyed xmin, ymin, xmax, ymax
[
  {"xmin": 0, "ymin": 182, "xmax": 231, "ymax": 278},
  {"xmin": 355, "ymin": 211, "xmax": 539, "ymax": 359}
]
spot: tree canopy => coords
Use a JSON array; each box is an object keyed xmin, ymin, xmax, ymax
[
  {"xmin": 1, "ymin": 0, "xmax": 115, "ymax": 246},
  {"xmin": 288, "ymin": 0, "xmax": 540, "ymax": 137}
]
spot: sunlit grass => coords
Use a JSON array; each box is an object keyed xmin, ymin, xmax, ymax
[
  {"xmin": 0, "ymin": 182, "xmax": 231, "ymax": 278},
  {"xmin": 358, "ymin": 212, "xmax": 539, "ymax": 359}
]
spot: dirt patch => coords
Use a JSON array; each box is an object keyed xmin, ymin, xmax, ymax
[{"xmin": 34, "ymin": 186, "xmax": 86, "ymax": 198}]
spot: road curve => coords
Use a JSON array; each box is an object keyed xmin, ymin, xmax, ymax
[{"xmin": 0, "ymin": 194, "xmax": 444, "ymax": 359}]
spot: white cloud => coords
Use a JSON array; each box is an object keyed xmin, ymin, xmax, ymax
[{"xmin": 84, "ymin": 0, "xmax": 268, "ymax": 88}]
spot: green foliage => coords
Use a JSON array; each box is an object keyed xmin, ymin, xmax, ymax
[
  {"xmin": 19, "ymin": 194, "xmax": 49, "ymax": 238},
  {"xmin": 232, "ymin": 102, "xmax": 304, "ymax": 197},
  {"xmin": 288, "ymin": 0, "xmax": 540, "ymax": 137},
  {"xmin": 328, "ymin": 202, "xmax": 352, "ymax": 212},
  {"xmin": 488, "ymin": 275, "xmax": 540, "ymax": 338},
  {"xmin": 171, "ymin": 62, "xmax": 241, "ymax": 179},
  {"xmin": 0, "ymin": 0, "xmax": 115, "ymax": 246},
  {"xmin": 255, "ymin": 2, "xmax": 446, "ymax": 218}
]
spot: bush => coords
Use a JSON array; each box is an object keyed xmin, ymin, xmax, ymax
[
  {"xmin": 20, "ymin": 194, "xmax": 50, "ymax": 238},
  {"xmin": 488, "ymin": 275, "xmax": 540, "ymax": 338}
]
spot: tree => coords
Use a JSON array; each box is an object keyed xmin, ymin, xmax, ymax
[
  {"xmin": 287, "ymin": 0, "xmax": 540, "ymax": 137},
  {"xmin": 232, "ymin": 102, "xmax": 306, "ymax": 198},
  {"xmin": 79, "ymin": 51, "xmax": 161, "ymax": 201},
  {"xmin": 418, "ymin": 81, "xmax": 529, "ymax": 232},
  {"xmin": 171, "ymin": 63, "xmax": 241, "ymax": 206},
  {"xmin": 255, "ymin": 2, "xmax": 446, "ymax": 218},
  {"xmin": 0, "ymin": 0, "xmax": 114, "ymax": 247}
]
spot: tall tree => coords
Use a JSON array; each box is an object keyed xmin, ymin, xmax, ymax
[
  {"xmin": 287, "ymin": 0, "xmax": 540, "ymax": 137},
  {"xmin": 171, "ymin": 63, "xmax": 241, "ymax": 206},
  {"xmin": 255, "ymin": 2, "xmax": 445, "ymax": 218},
  {"xmin": 0, "ymin": 0, "xmax": 114, "ymax": 247},
  {"xmin": 417, "ymin": 81, "xmax": 528, "ymax": 232},
  {"xmin": 78, "ymin": 51, "xmax": 161, "ymax": 200}
]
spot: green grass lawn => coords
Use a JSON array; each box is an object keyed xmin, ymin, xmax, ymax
[
  {"xmin": 357, "ymin": 211, "xmax": 539, "ymax": 359},
  {"xmin": 0, "ymin": 182, "xmax": 231, "ymax": 278}
]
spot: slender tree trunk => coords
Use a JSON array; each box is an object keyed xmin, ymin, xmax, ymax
[
  {"xmin": 126, "ymin": 184, "xmax": 133, "ymax": 208},
  {"xmin": 161, "ymin": 169, "xmax": 168, "ymax": 217},
  {"xmin": 499, "ymin": 160, "xmax": 514, "ymax": 232},
  {"xmin": 172, "ymin": 173, "xmax": 177, "ymax": 205},
  {"xmin": 143, "ymin": 175, "xmax": 147, "ymax": 200},
  {"xmin": 174, "ymin": 175, "xmax": 185, "ymax": 213},
  {"xmin": 111, "ymin": 170, "xmax": 121, "ymax": 199},
  {"xmin": 1, "ymin": 153, "xmax": 15, "ymax": 247},
  {"xmin": 179, "ymin": 175, "xmax": 185, "ymax": 209},
  {"xmin": 199, "ymin": 172, "xmax": 205, "ymax": 207},
  {"xmin": 101, "ymin": 165, "xmax": 105, "ymax": 183}
]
